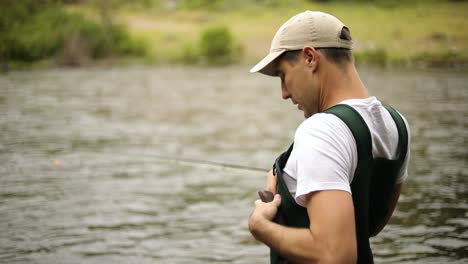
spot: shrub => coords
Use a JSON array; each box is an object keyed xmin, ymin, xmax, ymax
[{"xmin": 198, "ymin": 25, "xmax": 237, "ymax": 65}]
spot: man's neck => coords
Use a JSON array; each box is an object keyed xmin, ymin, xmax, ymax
[{"xmin": 318, "ymin": 62, "xmax": 368, "ymax": 112}]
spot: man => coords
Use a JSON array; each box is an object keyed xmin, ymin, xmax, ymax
[{"xmin": 248, "ymin": 11, "xmax": 410, "ymax": 263}]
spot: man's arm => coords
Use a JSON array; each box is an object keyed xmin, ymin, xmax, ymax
[
  {"xmin": 249, "ymin": 190, "xmax": 357, "ymax": 264},
  {"xmin": 370, "ymin": 183, "xmax": 403, "ymax": 237}
]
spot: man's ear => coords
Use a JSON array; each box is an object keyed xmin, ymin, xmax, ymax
[{"xmin": 302, "ymin": 46, "xmax": 319, "ymax": 71}]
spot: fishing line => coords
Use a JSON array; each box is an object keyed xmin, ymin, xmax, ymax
[
  {"xmin": 3, "ymin": 140, "xmax": 268, "ymax": 174},
  {"xmin": 90, "ymin": 151, "xmax": 268, "ymax": 174}
]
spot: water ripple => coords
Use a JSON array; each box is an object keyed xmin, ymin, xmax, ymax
[{"xmin": 1, "ymin": 66, "xmax": 467, "ymax": 263}]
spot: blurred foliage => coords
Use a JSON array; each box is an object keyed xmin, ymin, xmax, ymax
[
  {"xmin": 0, "ymin": 0, "xmax": 147, "ymax": 65},
  {"xmin": 411, "ymin": 49, "xmax": 465, "ymax": 67},
  {"xmin": 174, "ymin": 25, "xmax": 242, "ymax": 65},
  {"xmin": 1, "ymin": 0, "xmax": 465, "ymax": 68},
  {"xmin": 199, "ymin": 25, "xmax": 236, "ymax": 65},
  {"xmin": 92, "ymin": 0, "xmax": 464, "ymax": 11},
  {"xmin": 354, "ymin": 48, "xmax": 388, "ymax": 66},
  {"xmin": 179, "ymin": 43, "xmax": 199, "ymax": 65},
  {"xmin": 86, "ymin": 0, "xmax": 288, "ymax": 10}
]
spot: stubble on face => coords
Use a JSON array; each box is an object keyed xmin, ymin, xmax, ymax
[
  {"xmin": 285, "ymin": 67, "xmax": 322, "ymax": 118},
  {"xmin": 276, "ymin": 58, "xmax": 310, "ymax": 118}
]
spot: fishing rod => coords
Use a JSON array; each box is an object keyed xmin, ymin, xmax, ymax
[
  {"xmin": 5, "ymin": 140, "xmax": 268, "ymax": 174},
  {"xmin": 139, "ymin": 153, "xmax": 267, "ymax": 173},
  {"xmin": 91, "ymin": 151, "xmax": 268, "ymax": 174}
]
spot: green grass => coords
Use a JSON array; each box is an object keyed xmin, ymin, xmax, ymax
[{"xmin": 43, "ymin": 1, "xmax": 468, "ymax": 67}]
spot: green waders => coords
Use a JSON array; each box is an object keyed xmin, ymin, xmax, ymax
[{"xmin": 270, "ymin": 104, "xmax": 408, "ymax": 264}]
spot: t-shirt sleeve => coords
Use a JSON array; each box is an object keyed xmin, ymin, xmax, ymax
[{"xmin": 283, "ymin": 113, "xmax": 358, "ymax": 207}]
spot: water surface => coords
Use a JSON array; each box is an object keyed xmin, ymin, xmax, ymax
[{"xmin": 0, "ymin": 66, "xmax": 467, "ymax": 263}]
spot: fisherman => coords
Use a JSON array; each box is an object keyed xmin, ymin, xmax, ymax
[{"xmin": 248, "ymin": 11, "xmax": 410, "ymax": 263}]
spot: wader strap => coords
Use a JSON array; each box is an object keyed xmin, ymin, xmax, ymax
[
  {"xmin": 324, "ymin": 104, "xmax": 374, "ymax": 263},
  {"xmin": 383, "ymin": 105, "xmax": 408, "ymax": 167}
]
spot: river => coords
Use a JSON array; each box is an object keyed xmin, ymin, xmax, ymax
[{"xmin": 0, "ymin": 65, "xmax": 467, "ymax": 263}]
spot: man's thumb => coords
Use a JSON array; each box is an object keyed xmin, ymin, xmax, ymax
[{"xmin": 273, "ymin": 194, "xmax": 282, "ymax": 207}]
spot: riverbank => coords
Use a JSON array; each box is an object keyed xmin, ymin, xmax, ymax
[
  {"xmin": 3, "ymin": 1, "xmax": 467, "ymax": 70},
  {"xmin": 115, "ymin": 1, "xmax": 468, "ymax": 68}
]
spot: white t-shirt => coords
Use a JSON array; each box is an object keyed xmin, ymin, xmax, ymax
[{"xmin": 283, "ymin": 97, "xmax": 411, "ymax": 207}]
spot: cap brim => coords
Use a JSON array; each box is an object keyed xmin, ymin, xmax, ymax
[{"xmin": 249, "ymin": 49, "xmax": 287, "ymax": 76}]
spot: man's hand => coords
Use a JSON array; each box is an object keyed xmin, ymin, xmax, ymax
[
  {"xmin": 266, "ymin": 169, "xmax": 277, "ymax": 194},
  {"xmin": 248, "ymin": 194, "xmax": 282, "ymax": 238}
]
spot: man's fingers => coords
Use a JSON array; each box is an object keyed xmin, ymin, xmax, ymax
[
  {"xmin": 272, "ymin": 194, "xmax": 282, "ymax": 207},
  {"xmin": 256, "ymin": 191, "xmax": 281, "ymax": 207}
]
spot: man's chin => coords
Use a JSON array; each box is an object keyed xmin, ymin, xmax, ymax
[
  {"xmin": 302, "ymin": 109, "xmax": 315, "ymax": 119},
  {"xmin": 297, "ymin": 107, "xmax": 312, "ymax": 119}
]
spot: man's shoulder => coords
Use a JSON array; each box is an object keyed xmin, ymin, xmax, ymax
[
  {"xmin": 298, "ymin": 111, "xmax": 349, "ymax": 135},
  {"xmin": 339, "ymin": 96, "xmax": 382, "ymax": 108},
  {"xmin": 294, "ymin": 111, "xmax": 355, "ymax": 147}
]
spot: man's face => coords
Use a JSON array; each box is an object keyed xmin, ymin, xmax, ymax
[{"xmin": 275, "ymin": 54, "xmax": 319, "ymax": 118}]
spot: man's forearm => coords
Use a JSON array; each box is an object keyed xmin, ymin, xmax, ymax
[
  {"xmin": 249, "ymin": 215, "xmax": 324, "ymax": 264},
  {"xmin": 249, "ymin": 191, "xmax": 357, "ymax": 264}
]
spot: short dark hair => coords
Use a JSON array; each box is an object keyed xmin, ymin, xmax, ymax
[
  {"xmin": 278, "ymin": 48, "xmax": 353, "ymax": 66},
  {"xmin": 278, "ymin": 26, "xmax": 354, "ymax": 66},
  {"xmin": 317, "ymin": 48, "xmax": 353, "ymax": 65},
  {"xmin": 278, "ymin": 50, "xmax": 302, "ymax": 64}
]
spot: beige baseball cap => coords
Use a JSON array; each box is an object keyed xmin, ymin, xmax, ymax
[{"xmin": 250, "ymin": 11, "xmax": 353, "ymax": 76}]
